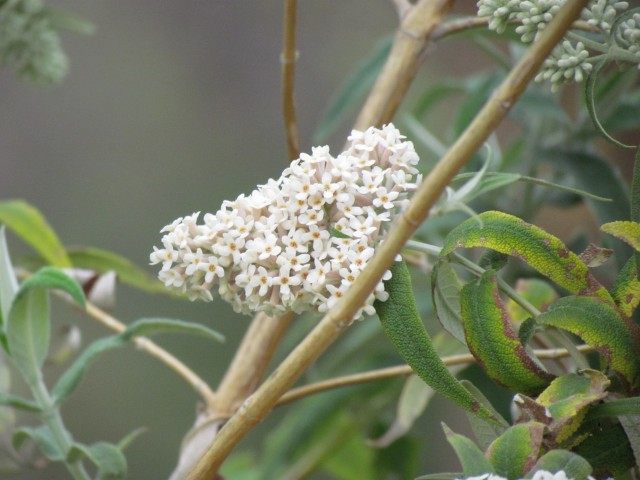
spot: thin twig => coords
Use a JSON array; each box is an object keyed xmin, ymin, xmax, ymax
[
  {"xmin": 282, "ymin": 0, "xmax": 300, "ymax": 160},
  {"xmin": 187, "ymin": 1, "xmax": 589, "ymax": 477},
  {"xmin": 432, "ymin": 17, "xmax": 597, "ymax": 41},
  {"xmin": 277, "ymin": 345, "xmax": 595, "ymax": 406}
]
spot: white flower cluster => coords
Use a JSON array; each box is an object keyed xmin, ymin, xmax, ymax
[
  {"xmin": 457, "ymin": 471, "xmax": 596, "ymax": 480},
  {"xmin": 583, "ymin": 0, "xmax": 629, "ymax": 32},
  {"xmin": 150, "ymin": 124, "xmax": 421, "ymax": 319},
  {"xmin": 535, "ymin": 40, "xmax": 593, "ymax": 91}
]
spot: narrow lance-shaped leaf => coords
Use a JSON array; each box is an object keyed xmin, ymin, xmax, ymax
[
  {"xmin": 0, "ymin": 393, "xmax": 40, "ymax": 412},
  {"xmin": 442, "ymin": 423, "xmax": 494, "ymax": 477},
  {"xmin": 631, "ymin": 147, "xmax": 640, "ymax": 272},
  {"xmin": 15, "ymin": 267, "xmax": 86, "ymax": 309},
  {"xmin": 431, "ymin": 261, "xmax": 466, "ymax": 344},
  {"xmin": 6, "ymin": 287, "xmax": 49, "ymax": 383},
  {"xmin": 610, "ymin": 256, "xmax": 640, "ymax": 317},
  {"xmin": 602, "ymin": 220, "xmax": 640, "ymax": 251},
  {"xmin": 486, "ymin": 423, "xmax": 545, "ymax": 480},
  {"xmin": 0, "ymin": 200, "xmax": 71, "ymax": 268},
  {"xmin": 374, "ymin": 261, "xmax": 496, "ymax": 421},
  {"xmin": 537, "ymin": 295, "xmax": 640, "ymax": 392},
  {"xmin": 0, "ymin": 226, "xmax": 19, "ymax": 327},
  {"xmin": 441, "ymin": 211, "xmax": 613, "ymax": 303},
  {"xmin": 460, "ymin": 380, "xmax": 509, "ymax": 451},
  {"xmin": 13, "ymin": 426, "xmax": 64, "ymax": 461},
  {"xmin": 461, "ymin": 271, "xmax": 555, "ymax": 395},
  {"xmin": 52, "ymin": 318, "xmax": 224, "ymax": 404}
]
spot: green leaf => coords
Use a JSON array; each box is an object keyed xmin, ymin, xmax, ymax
[
  {"xmin": 0, "ymin": 226, "xmax": 19, "ymax": 329},
  {"xmin": 536, "ymin": 296, "xmax": 640, "ymax": 392},
  {"xmin": 0, "ymin": 200, "xmax": 71, "ymax": 268},
  {"xmin": 526, "ymin": 450, "xmax": 593, "ymax": 480},
  {"xmin": 574, "ymin": 423, "xmax": 635, "ymax": 478},
  {"xmin": 486, "ymin": 423, "xmax": 545, "ymax": 480},
  {"xmin": 619, "ymin": 415, "xmax": 640, "ymax": 469},
  {"xmin": 329, "ymin": 227, "xmax": 352, "ymax": 239},
  {"xmin": 51, "ymin": 335, "xmax": 125, "ymax": 404},
  {"xmin": 13, "ymin": 425, "xmax": 64, "ymax": 461},
  {"xmin": 611, "ymin": 257, "xmax": 640, "ymax": 317},
  {"xmin": 442, "ymin": 423, "xmax": 494, "ymax": 476},
  {"xmin": 631, "ymin": 148, "xmax": 640, "ymax": 272},
  {"xmin": 313, "ymin": 35, "xmax": 392, "ymax": 143},
  {"xmin": 122, "ymin": 318, "xmax": 225, "ymax": 343},
  {"xmin": 587, "ymin": 397, "xmax": 640, "ymax": 420},
  {"xmin": 536, "ymin": 370, "xmax": 610, "ymax": 443},
  {"xmin": 431, "ymin": 261, "xmax": 465, "ymax": 344},
  {"xmin": 16, "ymin": 267, "xmax": 85, "ymax": 309},
  {"xmin": 67, "ymin": 246, "xmax": 170, "ymax": 295},
  {"xmin": 460, "ymin": 380, "xmax": 509, "ymax": 450},
  {"xmin": 0, "ymin": 393, "xmax": 40, "ymax": 412},
  {"xmin": 68, "ymin": 442, "xmax": 127, "ymax": 478},
  {"xmin": 52, "ymin": 318, "xmax": 224, "ymax": 404},
  {"xmin": 585, "ymin": 58, "xmax": 635, "ymax": 150},
  {"xmin": 6, "ymin": 286, "xmax": 49, "ymax": 383},
  {"xmin": 461, "ymin": 271, "xmax": 555, "ymax": 395},
  {"xmin": 441, "ymin": 211, "xmax": 613, "ymax": 303},
  {"xmin": 602, "ymin": 221, "xmax": 640, "ymax": 252},
  {"xmin": 374, "ymin": 261, "xmax": 496, "ymax": 421},
  {"xmin": 415, "ymin": 474, "xmax": 460, "ymax": 480}
]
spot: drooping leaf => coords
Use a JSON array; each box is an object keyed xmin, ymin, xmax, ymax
[
  {"xmin": 374, "ymin": 261, "xmax": 496, "ymax": 421},
  {"xmin": 370, "ymin": 335, "xmax": 467, "ymax": 448},
  {"xmin": 610, "ymin": 257, "xmax": 640, "ymax": 317},
  {"xmin": 313, "ymin": 35, "xmax": 392, "ymax": 143},
  {"xmin": 13, "ymin": 425, "xmax": 64, "ymax": 461},
  {"xmin": 16, "ymin": 267, "xmax": 85, "ymax": 309},
  {"xmin": 461, "ymin": 271, "xmax": 555, "ymax": 395},
  {"xmin": 585, "ymin": 58, "xmax": 635, "ymax": 150},
  {"xmin": 122, "ymin": 318, "xmax": 225, "ymax": 343},
  {"xmin": 6, "ymin": 287, "xmax": 50, "ymax": 383},
  {"xmin": 0, "ymin": 200, "xmax": 71, "ymax": 268},
  {"xmin": 67, "ymin": 442, "xmax": 127, "ymax": 479},
  {"xmin": 460, "ymin": 380, "xmax": 509, "ymax": 451},
  {"xmin": 52, "ymin": 318, "xmax": 224, "ymax": 404},
  {"xmin": 536, "ymin": 370, "xmax": 610, "ymax": 443},
  {"xmin": 67, "ymin": 246, "xmax": 171, "ymax": 295},
  {"xmin": 536, "ymin": 296, "xmax": 640, "ymax": 392},
  {"xmin": 442, "ymin": 423, "xmax": 494, "ymax": 476},
  {"xmin": 525, "ymin": 450, "xmax": 593, "ymax": 480},
  {"xmin": 441, "ymin": 211, "xmax": 613, "ymax": 302},
  {"xmin": 586, "ymin": 397, "xmax": 640, "ymax": 420},
  {"xmin": 486, "ymin": 423, "xmax": 545, "ymax": 480},
  {"xmin": 0, "ymin": 393, "xmax": 40, "ymax": 412},
  {"xmin": 574, "ymin": 423, "xmax": 636, "ymax": 478},
  {"xmin": 431, "ymin": 260, "xmax": 465, "ymax": 344},
  {"xmin": 0, "ymin": 226, "xmax": 19, "ymax": 328}
]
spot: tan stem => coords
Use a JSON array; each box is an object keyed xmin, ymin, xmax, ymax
[
  {"xmin": 277, "ymin": 345, "xmax": 595, "ymax": 406},
  {"xmin": 282, "ymin": 0, "xmax": 300, "ymax": 160},
  {"xmin": 188, "ymin": 1, "xmax": 589, "ymax": 477},
  {"xmin": 354, "ymin": 0, "xmax": 455, "ymax": 130},
  {"xmin": 208, "ymin": 311, "xmax": 294, "ymax": 415}
]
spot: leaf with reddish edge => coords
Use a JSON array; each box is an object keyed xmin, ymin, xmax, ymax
[
  {"xmin": 537, "ymin": 296, "xmax": 640, "ymax": 393},
  {"xmin": 461, "ymin": 271, "xmax": 555, "ymax": 395},
  {"xmin": 486, "ymin": 423, "xmax": 545, "ymax": 480},
  {"xmin": 441, "ymin": 211, "xmax": 613, "ymax": 303}
]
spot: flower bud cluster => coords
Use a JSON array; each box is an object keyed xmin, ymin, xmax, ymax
[
  {"xmin": 456, "ymin": 472, "xmax": 595, "ymax": 480},
  {"xmin": 614, "ymin": 12, "xmax": 640, "ymax": 63},
  {"xmin": 150, "ymin": 124, "xmax": 421, "ymax": 320},
  {"xmin": 535, "ymin": 40, "xmax": 593, "ymax": 91}
]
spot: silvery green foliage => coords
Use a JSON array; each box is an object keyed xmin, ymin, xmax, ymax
[
  {"xmin": 151, "ymin": 124, "xmax": 421, "ymax": 319},
  {"xmin": 0, "ymin": 0, "xmax": 68, "ymax": 85},
  {"xmin": 476, "ymin": 0, "xmax": 637, "ymax": 91}
]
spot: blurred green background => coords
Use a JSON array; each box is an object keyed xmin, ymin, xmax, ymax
[{"xmin": 0, "ymin": 2, "xmax": 551, "ymax": 479}]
